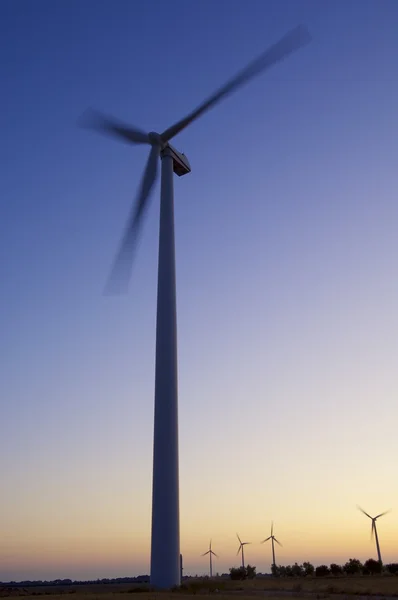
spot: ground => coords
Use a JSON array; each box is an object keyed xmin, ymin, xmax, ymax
[{"xmin": 1, "ymin": 576, "xmax": 398, "ymax": 600}]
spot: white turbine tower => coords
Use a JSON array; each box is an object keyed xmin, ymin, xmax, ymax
[
  {"xmin": 357, "ymin": 505, "xmax": 391, "ymax": 565},
  {"xmin": 80, "ymin": 24, "xmax": 311, "ymax": 590},
  {"xmin": 201, "ymin": 539, "xmax": 218, "ymax": 577},
  {"xmin": 236, "ymin": 533, "xmax": 251, "ymax": 569},
  {"xmin": 261, "ymin": 522, "xmax": 282, "ymax": 573}
]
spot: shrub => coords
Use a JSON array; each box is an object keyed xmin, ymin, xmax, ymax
[
  {"xmin": 229, "ymin": 567, "xmax": 246, "ymax": 581},
  {"xmin": 246, "ymin": 565, "xmax": 256, "ymax": 580},
  {"xmin": 315, "ymin": 565, "xmax": 330, "ymax": 577},
  {"xmin": 386, "ymin": 563, "xmax": 398, "ymax": 575},
  {"xmin": 303, "ymin": 562, "xmax": 315, "ymax": 576},
  {"xmin": 291, "ymin": 563, "xmax": 304, "ymax": 577},
  {"xmin": 330, "ymin": 564, "xmax": 343, "ymax": 576},
  {"xmin": 229, "ymin": 566, "xmax": 256, "ymax": 580},
  {"xmin": 271, "ymin": 564, "xmax": 280, "ymax": 577},
  {"xmin": 364, "ymin": 558, "xmax": 382, "ymax": 575}
]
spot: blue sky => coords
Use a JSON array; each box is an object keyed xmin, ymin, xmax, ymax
[{"xmin": 1, "ymin": 0, "xmax": 398, "ymax": 581}]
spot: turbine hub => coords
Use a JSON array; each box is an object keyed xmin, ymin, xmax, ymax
[{"xmin": 148, "ymin": 131, "xmax": 163, "ymax": 146}]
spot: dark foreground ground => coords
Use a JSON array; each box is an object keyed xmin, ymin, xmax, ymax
[{"xmin": 1, "ymin": 576, "xmax": 398, "ymax": 600}]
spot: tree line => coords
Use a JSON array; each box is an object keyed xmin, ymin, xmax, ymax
[
  {"xmin": 229, "ymin": 559, "xmax": 398, "ymax": 580},
  {"xmin": 272, "ymin": 558, "xmax": 398, "ymax": 577}
]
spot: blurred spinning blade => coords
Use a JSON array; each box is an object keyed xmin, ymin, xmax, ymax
[
  {"xmin": 79, "ymin": 109, "xmax": 150, "ymax": 145},
  {"xmin": 103, "ymin": 144, "xmax": 160, "ymax": 295},
  {"xmin": 161, "ymin": 24, "xmax": 311, "ymax": 142}
]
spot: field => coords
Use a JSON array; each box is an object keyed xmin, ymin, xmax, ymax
[{"xmin": 1, "ymin": 576, "xmax": 398, "ymax": 600}]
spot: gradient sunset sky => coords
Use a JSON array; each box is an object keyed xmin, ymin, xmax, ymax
[{"xmin": 1, "ymin": 0, "xmax": 398, "ymax": 582}]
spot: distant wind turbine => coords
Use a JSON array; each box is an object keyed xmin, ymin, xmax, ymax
[
  {"xmin": 236, "ymin": 533, "xmax": 251, "ymax": 569},
  {"xmin": 201, "ymin": 539, "xmax": 218, "ymax": 577},
  {"xmin": 261, "ymin": 522, "xmax": 282, "ymax": 572},
  {"xmin": 357, "ymin": 505, "xmax": 391, "ymax": 565}
]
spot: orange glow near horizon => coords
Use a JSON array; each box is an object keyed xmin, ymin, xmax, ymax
[{"xmin": 2, "ymin": 500, "xmax": 397, "ymax": 580}]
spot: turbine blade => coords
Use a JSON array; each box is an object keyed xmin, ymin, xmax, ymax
[
  {"xmin": 357, "ymin": 505, "xmax": 373, "ymax": 519},
  {"xmin": 201, "ymin": 551, "xmax": 210, "ymax": 556},
  {"xmin": 211, "ymin": 551, "xmax": 219, "ymax": 558},
  {"xmin": 271, "ymin": 522, "xmax": 274, "ymax": 536},
  {"xmin": 375, "ymin": 510, "xmax": 391, "ymax": 519},
  {"xmin": 274, "ymin": 538, "xmax": 283, "ymax": 547},
  {"xmin": 261, "ymin": 536, "xmax": 271, "ymax": 543},
  {"xmin": 236, "ymin": 533, "xmax": 242, "ymax": 544},
  {"xmin": 236, "ymin": 546, "xmax": 241, "ymax": 556},
  {"xmin": 79, "ymin": 108, "xmax": 150, "ymax": 145},
  {"xmin": 161, "ymin": 24, "xmax": 311, "ymax": 142},
  {"xmin": 242, "ymin": 542, "xmax": 251, "ymax": 545},
  {"xmin": 103, "ymin": 145, "xmax": 159, "ymax": 294}
]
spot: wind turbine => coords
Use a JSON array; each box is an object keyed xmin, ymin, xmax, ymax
[
  {"xmin": 80, "ymin": 24, "xmax": 311, "ymax": 590},
  {"xmin": 261, "ymin": 522, "xmax": 282, "ymax": 573},
  {"xmin": 357, "ymin": 505, "xmax": 391, "ymax": 565},
  {"xmin": 236, "ymin": 533, "xmax": 251, "ymax": 569},
  {"xmin": 201, "ymin": 539, "xmax": 218, "ymax": 577}
]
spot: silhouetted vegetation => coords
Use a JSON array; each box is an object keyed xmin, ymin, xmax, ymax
[
  {"xmin": 291, "ymin": 563, "xmax": 303, "ymax": 577},
  {"xmin": 302, "ymin": 562, "xmax": 315, "ymax": 576},
  {"xmin": 363, "ymin": 558, "xmax": 382, "ymax": 575},
  {"xmin": 386, "ymin": 563, "xmax": 398, "ymax": 575},
  {"xmin": 268, "ymin": 557, "xmax": 398, "ymax": 579},
  {"xmin": 343, "ymin": 558, "xmax": 363, "ymax": 575},
  {"xmin": 315, "ymin": 565, "xmax": 330, "ymax": 577},
  {"xmin": 330, "ymin": 563, "xmax": 343, "ymax": 576},
  {"xmin": 229, "ymin": 565, "xmax": 256, "ymax": 580},
  {"xmin": 272, "ymin": 563, "xmax": 310, "ymax": 577}
]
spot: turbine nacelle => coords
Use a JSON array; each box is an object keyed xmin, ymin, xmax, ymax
[
  {"xmin": 166, "ymin": 143, "xmax": 191, "ymax": 177},
  {"xmin": 147, "ymin": 132, "xmax": 191, "ymax": 176}
]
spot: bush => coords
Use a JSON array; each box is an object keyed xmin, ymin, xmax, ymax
[
  {"xmin": 229, "ymin": 566, "xmax": 256, "ymax": 580},
  {"xmin": 246, "ymin": 565, "xmax": 256, "ymax": 580},
  {"xmin": 303, "ymin": 562, "xmax": 315, "ymax": 577},
  {"xmin": 386, "ymin": 563, "xmax": 398, "ymax": 575},
  {"xmin": 229, "ymin": 567, "xmax": 246, "ymax": 581},
  {"xmin": 271, "ymin": 564, "xmax": 280, "ymax": 577},
  {"xmin": 364, "ymin": 558, "xmax": 382, "ymax": 575},
  {"xmin": 291, "ymin": 563, "xmax": 304, "ymax": 577},
  {"xmin": 344, "ymin": 558, "xmax": 363, "ymax": 575},
  {"xmin": 315, "ymin": 565, "xmax": 330, "ymax": 577},
  {"xmin": 330, "ymin": 564, "xmax": 343, "ymax": 576}
]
